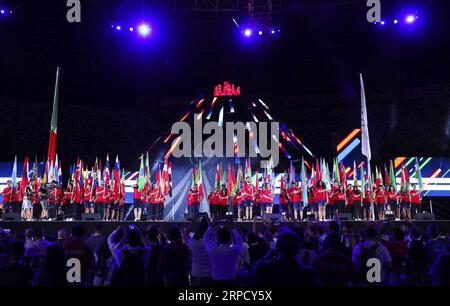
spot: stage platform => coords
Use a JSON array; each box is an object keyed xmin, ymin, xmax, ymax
[{"xmin": 1, "ymin": 220, "xmax": 450, "ymax": 235}]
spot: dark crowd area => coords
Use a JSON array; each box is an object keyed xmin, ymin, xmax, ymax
[{"xmin": 0, "ymin": 217, "xmax": 449, "ymax": 287}]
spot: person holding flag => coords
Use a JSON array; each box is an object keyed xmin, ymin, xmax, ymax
[
  {"xmin": 387, "ymin": 185, "xmax": 400, "ymax": 220},
  {"xmin": 260, "ymin": 182, "xmax": 274, "ymax": 216},
  {"xmin": 83, "ymin": 182, "xmax": 94, "ymax": 214},
  {"xmin": 148, "ymin": 183, "xmax": 160, "ymax": 221},
  {"xmin": 362, "ymin": 184, "xmax": 372, "ymax": 221},
  {"xmin": 410, "ymin": 183, "xmax": 422, "ymax": 218},
  {"xmin": 11, "ymin": 181, "xmax": 23, "ymax": 214},
  {"xmin": 242, "ymin": 176, "xmax": 256, "ymax": 220},
  {"xmin": 399, "ymin": 186, "xmax": 412, "ymax": 221},
  {"xmin": 95, "ymin": 181, "xmax": 106, "ymax": 220},
  {"xmin": 2, "ymin": 180, "xmax": 13, "ymax": 214},
  {"xmin": 374, "ymin": 185, "xmax": 387, "ymax": 220},
  {"xmin": 218, "ymin": 184, "xmax": 229, "ymax": 218},
  {"xmin": 22, "ymin": 180, "xmax": 35, "ymax": 220},
  {"xmin": 208, "ymin": 188, "xmax": 220, "ymax": 219},
  {"xmin": 289, "ymin": 181, "xmax": 302, "ymax": 221},
  {"xmin": 187, "ymin": 183, "xmax": 200, "ymax": 214},
  {"xmin": 314, "ymin": 180, "xmax": 328, "ymax": 221},
  {"xmin": 352, "ymin": 184, "xmax": 363, "ymax": 220}
]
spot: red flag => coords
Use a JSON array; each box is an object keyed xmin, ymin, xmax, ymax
[
  {"xmin": 21, "ymin": 157, "xmax": 29, "ymax": 194},
  {"xmin": 47, "ymin": 67, "xmax": 60, "ymax": 163}
]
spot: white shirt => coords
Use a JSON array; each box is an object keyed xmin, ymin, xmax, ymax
[
  {"xmin": 203, "ymin": 226, "xmax": 243, "ymax": 281},
  {"xmin": 187, "ymin": 238, "xmax": 211, "ymax": 278}
]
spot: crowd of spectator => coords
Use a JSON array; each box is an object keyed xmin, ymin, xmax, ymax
[{"xmin": 0, "ymin": 217, "xmax": 449, "ymax": 286}]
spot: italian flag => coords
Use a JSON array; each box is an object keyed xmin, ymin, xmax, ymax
[{"xmin": 47, "ymin": 67, "xmax": 60, "ymax": 163}]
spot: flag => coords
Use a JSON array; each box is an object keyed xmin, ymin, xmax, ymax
[
  {"xmin": 255, "ymin": 170, "xmax": 259, "ymax": 191},
  {"xmin": 384, "ymin": 164, "xmax": 389, "ymax": 187},
  {"xmin": 33, "ymin": 157, "xmax": 39, "ymax": 192},
  {"xmin": 389, "ymin": 160, "xmax": 396, "ymax": 191},
  {"xmin": 138, "ymin": 154, "xmax": 145, "ymax": 191},
  {"xmin": 114, "ymin": 156, "xmax": 120, "ymax": 194},
  {"xmin": 145, "ymin": 152, "xmax": 150, "ymax": 185},
  {"xmin": 21, "ymin": 157, "xmax": 29, "ymax": 194},
  {"xmin": 197, "ymin": 161, "xmax": 204, "ymax": 200},
  {"xmin": 168, "ymin": 161, "xmax": 173, "ymax": 196},
  {"xmin": 414, "ymin": 157, "xmax": 424, "ymax": 190},
  {"xmin": 353, "ymin": 160, "xmax": 357, "ymax": 187},
  {"xmin": 324, "ymin": 161, "xmax": 331, "ymax": 190},
  {"xmin": 361, "ymin": 165, "xmax": 366, "ymax": 198},
  {"xmin": 289, "ymin": 161, "xmax": 296, "ymax": 187},
  {"xmin": 245, "ymin": 158, "xmax": 252, "ymax": 180},
  {"xmin": 301, "ymin": 157, "xmax": 308, "ymax": 204},
  {"xmin": 103, "ymin": 154, "xmax": 110, "ymax": 184},
  {"xmin": 47, "ymin": 67, "xmax": 60, "ymax": 163},
  {"xmin": 54, "ymin": 154, "xmax": 60, "ymax": 184},
  {"xmin": 215, "ymin": 163, "xmax": 221, "ymax": 190},
  {"xmin": 360, "ymin": 73, "xmax": 371, "ymax": 160},
  {"xmin": 227, "ymin": 163, "xmax": 234, "ymax": 196},
  {"xmin": 11, "ymin": 156, "xmax": 17, "ymax": 188}
]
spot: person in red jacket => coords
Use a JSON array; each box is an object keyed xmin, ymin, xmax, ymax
[
  {"xmin": 352, "ymin": 185, "xmax": 363, "ymax": 220},
  {"xmin": 187, "ymin": 184, "xmax": 200, "ymax": 214},
  {"xmin": 333, "ymin": 186, "xmax": 346, "ymax": 220},
  {"xmin": 399, "ymin": 186, "xmax": 412, "ymax": 221},
  {"xmin": 63, "ymin": 183, "xmax": 74, "ymax": 220},
  {"xmin": 141, "ymin": 182, "xmax": 150, "ymax": 220},
  {"xmin": 116, "ymin": 189, "xmax": 125, "ymax": 221},
  {"xmin": 95, "ymin": 181, "xmax": 106, "ymax": 220},
  {"xmin": 217, "ymin": 185, "xmax": 229, "ymax": 218},
  {"xmin": 103, "ymin": 184, "xmax": 113, "ymax": 221},
  {"xmin": 132, "ymin": 183, "xmax": 142, "ymax": 221},
  {"xmin": 362, "ymin": 185, "xmax": 372, "ymax": 221},
  {"xmin": 308, "ymin": 186, "xmax": 317, "ymax": 220},
  {"xmin": 2, "ymin": 180, "xmax": 13, "ymax": 214},
  {"xmin": 289, "ymin": 181, "xmax": 302, "ymax": 221},
  {"xmin": 387, "ymin": 185, "xmax": 400, "ymax": 220},
  {"xmin": 254, "ymin": 189, "xmax": 262, "ymax": 217},
  {"xmin": 374, "ymin": 185, "xmax": 387, "ymax": 220},
  {"xmin": 208, "ymin": 188, "xmax": 219, "ymax": 219},
  {"xmin": 148, "ymin": 183, "xmax": 159, "ymax": 221},
  {"xmin": 11, "ymin": 181, "xmax": 22, "ymax": 214},
  {"xmin": 410, "ymin": 184, "xmax": 422, "ymax": 218},
  {"xmin": 260, "ymin": 183, "xmax": 274, "ymax": 215},
  {"xmin": 346, "ymin": 184, "xmax": 355, "ymax": 220},
  {"xmin": 233, "ymin": 186, "xmax": 244, "ymax": 220},
  {"xmin": 314, "ymin": 180, "xmax": 328, "ymax": 221},
  {"xmin": 242, "ymin": 176, "xmax": 256, "ymax": 220},
  {"xmin": 83, "ymin": 183, "xmax": 94, "ymax": 214},
  {"xmin": 156, "ymin": 191, "xmax": 166, "ymax": 221}
]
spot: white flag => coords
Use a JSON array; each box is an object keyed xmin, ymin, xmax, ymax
[{"xmin": 360, "ymin": 73, "xmax": 371, "ymax": 160}]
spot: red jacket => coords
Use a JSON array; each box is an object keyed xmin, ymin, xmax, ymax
[
  {"xmin": 289, "ymin": 186, "xmax": 302, "ymax": 202},
  {"xmin": 218, "ymin": 192, "xmax": 229, "ymax": 206},
  {"xmin": 243, "ymin": 183, "xmax": 256, "ymax": 200},
  {"xmin": 187, "ymin": 189, "xmax": 199, "ymax": 205},
  {"xmin": 410, "ymin": 190, "xmax": 421, "ymax": 204},
  {"xmin": 314, "ymin": 187, "xmax": 327, "ymax": 201}
]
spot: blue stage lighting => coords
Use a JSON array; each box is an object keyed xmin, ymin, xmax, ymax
[
  {"xmin": 258, "ymin": 30, "xmax": 263, "ymax": 36},
  {"xmin": 137, "ymin": 23, "xmax": 151, "ymax": 37},
  {"xmin": 394, "ymin": 19, "xmax": 398, "ymax": 24},
  {"xmin": 116, "ymin": 25, "xmax": 122, "ymax": 30},
  {"xmin": 405, "ymin": 14, "xmax": 417, "ymax": 24},
  {"xmin": 129, "ymin": 27, "xmax": 134, "ymax": 32},
  {"xmin": 243, "ymin": 28, "xmax": 252, "ymax": 37}
]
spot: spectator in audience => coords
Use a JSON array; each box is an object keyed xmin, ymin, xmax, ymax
[
  {"xmin": 34, "ymin": 245, "xmax": 67, "ymax": 286},
  {"xmin": 184, "ymin": 215, "xmax": 212, "ymax": 286},
  {"xmin": 159, "ymin": 226, "xmax": 190, "ymax": 286},
  {"xmin": 144, "ymin": 226, "xmax": 164, "ymax": 286},
  {"xmin": 430, "ymin": 252, "xmax": 450, "ymax": 286},
  {"xmin": 352, "ymin": 227, "xmax": 392, "ymax": 285},
  {"xmin": 86, "ymin": 224, "xmax": 107, "ymax": 257},
  {"xmin": 203, "ymin": 218, "xmax": 243, "ymax": 286},
  {"xmin": 64, "ymin": 225, "xmax": 95, "ymax": 285},
  {"xmin": 383, "ymin": 227, "xmax": 407, "ymax": 285},
  {"xmin": 313, "ymin": 231, "xmax": 358, "ymax": 285},
  {"xmin": 252, "ymin": 229, "xmax": 319, "ymax": 286},
  {"xmin": 0, "ymin": 240, "xmax": 32, "ymax": 286},
  {"xmin": 423, "ymin": 224, "xmax": 448, "ymax": 268}
]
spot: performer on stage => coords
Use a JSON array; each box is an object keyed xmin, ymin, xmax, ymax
[
  {"xmin": 242, "ymin": 176, "xmax": 256, "ymax": 220},
  {"xmin": 279, "ymin": 187, "xmax": 290, "ymax": 220},
  {"xmin": 400, "ymin": 186, "xmax": 412, "ymax": 221},
  {"xmin": 218, "ymin": 184, "xmax": 229, "ymax": 218},
  {"xmin": 109, "ymin": 187, "xmax": 117, "ymax": 221},
  {"xmin": 156, "ymin": 190, "xmax": 165, "ymax": 221},
  {"xmin": 352, "ymin": 184, "xmax": 362, "ymax": 220},
  {"xmin": 38, "ymin": 183, "xmax": 49, "ymax": 220},
  {"xmin": 375, "ymin": 185, "xmax": 386, "ymax": 220},
  {"xmin": 63, "ymin": 183, "xmax": 74, "ymax": 220},
  {"xmin": 141, "ymin": 182, "xmax": 150, "ymax": 221},
  {"xmin": 102, "ymin": 183, "xmax": 111, "ymax": 221},
  {"xmin": 315, "ymin": 180, "xmax": 328, "ymax": 221},
  {"xmin": 232, "ymin": 186, "xmax": 244, "ymax": 220},
  {"xmin": 208, "ymin": 188, "xmax": 219, "ymax": 219},
  {"xmin": 48, "ymin": 181, "xmax": 57, "ymax": 219},
  {"xmin": 362, "ymin": 184, "xmax": 371, "ymax": 221},
  {"xmin": 260, "ymin": 183, "xmax": 274, "ymax": 216},
  {"xmin": 410, "ymin": 184, "xmax": 422, "ymax": 218},
  {"xmin": 115, "ymin": 188, "xmax": 125, "ymax": 221},
  {"xmin": 95, "ymin": 181, "xmax": 106, "ymax": 220},
  {"xmin": 132, "ymin": 183, "xmax": 142, "ymax": 222},
  {"xmin": 387, "ymin": 185, "xmax": 400, "ymax": 220},
  {"xmin": 289, "ymin": 181, "xmax": 302, "ymax": 221},
  {"xmin": 11, "ymin": 181, "xmax": 23, "ymax": 214},
  {"xmin": 148, "ymin": 183, "xmax": 159, "ymax": 221},
  {"xmin": 22, "ymin": 180, "xmax": 34, "ymax": 221},
  {"xmin": 2, "ymin": 180, "xmax": 13, "ymax": 214},
  {"xmin": 346, "ymin": 184, "xmax": 355, "ymax": 220},
  {"xmin": 187, "ymin": 184, "xmax": 200, "ymax": 214},
  {"xmin": 308, "ymin": 186, "xmax": 318, "ymax": 220},
  {"xmin": 333, "ymin": 186, "xmax": 346, "ymax": 220},
  {"xmin": 83, "ymin": 182, "xmax": 93, "ymax": 214}
]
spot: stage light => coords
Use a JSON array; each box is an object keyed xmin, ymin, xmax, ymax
[
  {"xmin": 116, "ymin": 25, "xmax": 121, "ymax": 30},
  {"xmin": 270, "ymin": 29, "xmax": 275, "ymax": 34},
  {"xmin": 394, "ymin": 19, "xmax": 398, "ymax": 24},
  {"xmin": 243, "ymin": 28, "xmax": 252, "ymax": 37},
  {"xmin": 0, "ymin": 10, "xmax": 5, "ymax": 14},
  {"xmin": 258, "ymin": 30, "xmax": 263, "ymax": 35},
  {"xmin": 129, "ymin": 27, "xmax": 134, "ymax": 32},
  {"xmin": 405, "ymin": 14, "xmax": 417, "ymax": 24},
  {"xmin": 137, "ymin": 23, "xmax": 151, "ymax": 37},
  {"xmin": 380, "ymin": 20, "xmax": 385, "ymax": 25}
]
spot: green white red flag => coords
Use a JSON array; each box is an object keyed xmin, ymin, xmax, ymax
[{"xmin": 47, "ymin": 67, "xmax": 60, "ymax": 163}]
